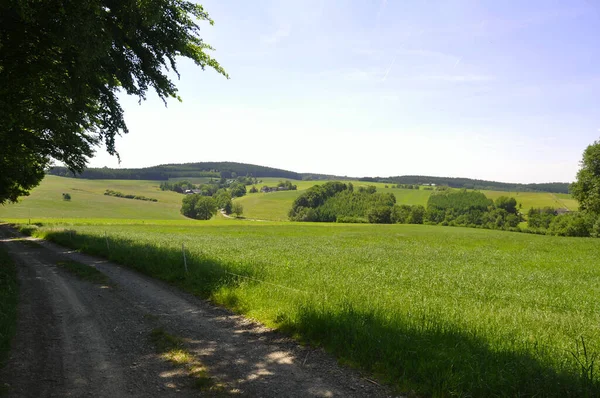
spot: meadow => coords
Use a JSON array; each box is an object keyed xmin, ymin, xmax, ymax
[
  {"xmin": 17, "ymin": 220, "xmax": 600, "ymax": 396},
  {"xmin": 2, "ymin": 176, "xmax": 595, "ymax": 395},
  {"xmin": 0, "ymin": 175, "xmax": 186, "ymax": 221},
  {"xmin": 0, "ymin": 176, "xmax": 579, "ymax": 223}
]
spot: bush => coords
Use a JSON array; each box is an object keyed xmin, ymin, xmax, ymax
[
  {"xmin": 391, "ymin": 205, "xmax": 412, "ymax": 223},
  {"xmin": 547, "ymin": 213, "xmax": 594, "ymax": 237},
  {"xmin": 527, "ymin": 207, "xmax": 556, "ymax": 229},
  {"xmin": 367, "ymin": 206, "xmax": 392, "ymax": 224},
  {"xmin": 62, "ymin": 193, "xmax": 71, "ymax": 201},
  {"xmin": 336, "ymin": 216, "xmax": 368, "ymax": 223},
  {"xmin": 408, "ymin": 205, "xmax": 426, "ymax": 224}
]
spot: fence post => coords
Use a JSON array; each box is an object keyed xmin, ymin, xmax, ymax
[
  {"xmin": 105, "ymin": 231, "xmax": 110, "ymax": 251},
  {"xmin": 182, "ymin": 243, "xmax": 188, "ymax": 274}
]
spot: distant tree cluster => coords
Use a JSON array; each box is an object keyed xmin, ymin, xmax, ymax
[
  {"xmin": 181, "ymin": 195, "xmax": 217, "ymax": 220},
  {"xmin": 289, "ymin": 183, "xmax": 523, "ymax": 231},
  {"xmin": 426, "ymin": 191, "xmax": 521, "ymax": 230},
  {"xmin": 160, "ymin": 181, "xmax": 194, "ymax": 193},
  {"xmin": 175, "ymin": 175, "xmax": 258, "ymax": 219},
  {"xmin": 395, "ymin": 184, "xmax": 420, "ymax": 190},
  {"xmin": 288, "ymin": 182, "xmax": 424, "ymax": 224},
  {"xmin": 104, "ymin": 190, "xmax": 158, "ymax": 202},
  {"xmin": 366, "ymin": 176, "xmax": 571, "ymax": 194}
]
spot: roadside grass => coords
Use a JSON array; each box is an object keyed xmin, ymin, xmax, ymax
[
  {"xmin": 22, "ymin": 221, "xmax": 600, "ymax": 396},
  {"xmin": 0, "ymin": 246, "xmax": 18, "ymax": 384},
  {"xmin": 149, "ymin": 327, "xmax": 223, "ymax": 392},
  {"xmin": 56, "ymin": 260, "xmax": 110, "ymax": 285}
]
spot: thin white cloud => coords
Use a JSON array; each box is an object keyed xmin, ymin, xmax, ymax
[
  {"xmin": 262, "ymin": 24, "xmax": 291, "ymax": 45},
  {"xmin": 421, "ymin": 75, "xmax": 494, "ymax": 82},
  {"xmin": 381, "ymin": 56, "xmax": 396, "ymax": 82}
]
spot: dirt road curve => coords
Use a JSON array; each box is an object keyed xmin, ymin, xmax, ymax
[{"xmin": 0, "ymin": 226, "xmax": 395, "ymax": 398}]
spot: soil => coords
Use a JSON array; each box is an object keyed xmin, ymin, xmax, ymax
[{"xmin": 0, "ymin": 225, "xmax": 399, "ymax": 397}]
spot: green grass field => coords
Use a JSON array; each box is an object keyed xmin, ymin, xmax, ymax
[
  {"xmin": 0, "ymin": 176, "xmax": 186, "ymax": 220},
  {"xmin": 482, "ymin": 190, "xmax": 579, "ymax": 211},
  {"xmin": 18, "ymin": 220, "xmax": 600, "ymax": 396},
  {"xmin": 0, "ymin": 176, "xmax": 579, "ymax": 223}
]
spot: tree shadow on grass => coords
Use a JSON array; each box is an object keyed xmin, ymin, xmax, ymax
[
  {"xmin": 280, "ymin": 303, "xmax": 600, "ymax": 397},
  {"xmin": 39, "ymin": 229, "xmax": 254, "ymax": 300},
  {"xmin": 36, "ymin": 228, "xmax": 600, "ymax": 397}
]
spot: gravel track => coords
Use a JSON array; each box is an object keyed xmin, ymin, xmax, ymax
[{"xmin": 0, "ymin": 226, "xmax": 397, "ymax": 397}]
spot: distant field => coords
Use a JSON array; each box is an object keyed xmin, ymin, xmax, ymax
[
  {"xmin": 24, "ymin": 220, "xmax": 600, "ymax": 396},
  {"xmin": 238, "ymin": 181, "xmax": 578, "ymax": 221},
  {"xmin": 0, "ymin": 176, "xmax": 580, "ymax": 223},
  {"xmin": 482, "ymin": 190, "xmax": 579, "ymax": 211},
  {"xmin": 0, "ymin": 176, "xmax": 186, "ymax": 220}
]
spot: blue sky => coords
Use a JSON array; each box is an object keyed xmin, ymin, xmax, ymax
[{"xmin": 89, "ymin": 0, "xmax": 600, "ymax": 183}]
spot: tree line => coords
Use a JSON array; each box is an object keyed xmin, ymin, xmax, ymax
[
  {"xmin": 289, "ymin": 183, "xmax": 522, "ymax": 231},
  {"xmin": 48, "ymin": 162, "xmax": 301, "ymax": 181},
  {"xmin": 358, "ymin": 176, "xmax": 570, "ymax": 194}
]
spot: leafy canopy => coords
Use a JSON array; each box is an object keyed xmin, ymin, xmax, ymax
[
  {"xmin": 0, "ymin": 0, "xmax": 227, "ymax": 204},
  {"xmin": 571, "ymin": 140, "xmax": 600, "ymax": 214}
]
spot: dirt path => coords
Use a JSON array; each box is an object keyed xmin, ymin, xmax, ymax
[{"xmin": 0, "ymin": 226, "xmax": 396, "ymax": 397}]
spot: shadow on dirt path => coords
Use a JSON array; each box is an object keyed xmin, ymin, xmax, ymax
[{"xmin": 0, "ymin": 226, "xmax": 395, "ymax": 397}]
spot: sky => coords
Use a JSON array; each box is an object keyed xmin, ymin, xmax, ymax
[{"xmin": 88, "ymin": 0, "xmax": 600, "ymax": 183}]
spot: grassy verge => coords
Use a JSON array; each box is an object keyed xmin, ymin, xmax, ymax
[
  {"xmin": 149, "ymin": 328, "xmax": 224, "ymax": 392},
  {"xmin": 22, "ymin": 222, "xmax": 600, "ymax": 396},
  {"xmin": 0, "ymin": 246, "xmax": 18, "ymax": 389},
  {"xmin": 56, "ymin": 260, "xmax": 110, "ymax": 285}
]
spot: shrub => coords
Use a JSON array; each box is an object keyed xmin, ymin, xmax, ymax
[
  {"xmin": 408, "ymin": 205, "xmax": 426, "ymax": 224},
  {"xmin": 367, "ymin": 206, "xmax": 392, "ymax": 224},
  {"xmin": 391, "ymin": 205, "xmax": 412, "ymax": 224},
  {"xmin": 547, "ymin": 213, "xmax": 594, "ymax": 237},
  {"xmin": 336, "ymin": 216, "xmax": 368, "ymax": 223},
  {"xmin": 527, "ymin": 207, "xmax": 556, "ymax": 229}
]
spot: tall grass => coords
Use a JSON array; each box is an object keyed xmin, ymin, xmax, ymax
[{"xmin": 25, "ymin": 222, "xmax": 600, "ymax": 396}]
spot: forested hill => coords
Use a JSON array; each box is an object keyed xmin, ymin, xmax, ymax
[
  {"xmin": 48, "ymin": 162, "xmax": 570, "ymax": 193},
  {"xmin": 376, "ymin": 176, "xmax": 570, "ymax": 194},
  {"xmin": 48, "ymin": 162, "xmax": 301, "ymax": 180}
]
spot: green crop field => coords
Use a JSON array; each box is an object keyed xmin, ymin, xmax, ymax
[
  {"xmin": 2, "ymin": 175, "xmax": 597, "ymax": 395},
  {"xmin": 15, "ymin": 219, "xmax": 600, "ymax": 396},
  {"xmin": 482, "ymin": 190, "xmax": 579, "ymax": 211},
  {"xmin": 237, "ymin": 181, "xmax": 433, "ymax": 221},
  {"xmin": 3, "ymin": 176, "xmax": 578, "ymax": 224},
  {"xmin": 0, "ymin": 176, "xmax": 186, "ymax": 220}
]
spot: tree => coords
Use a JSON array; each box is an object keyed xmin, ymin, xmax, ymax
[
  {"xmin": 231, "ymin": 202, "xmax": 244, "ymax": 217},
  {"xmin": 0, "ymin": 1, "xmax": 228, "ymax": 204},
  {"xmin": 214, "ymin": 189, "xmax": 232, "ymax": 214},
  {"xmin": 495, "ymin": 196, "xmax": 518, "ymax": 215},
  {"xmin": 571, "ymin": 140, "xmax": 600, "ymax": 214},
  {"xmin": 181, "ymin": 194, "xmax": 217, "ymax": 220},
  {"xmin": 229, "ymin": 183, "xmax": 247, "ymax": 198}
]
